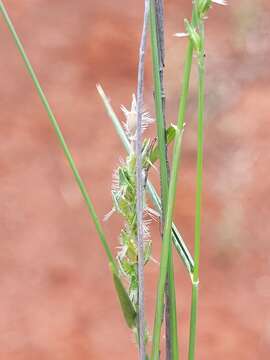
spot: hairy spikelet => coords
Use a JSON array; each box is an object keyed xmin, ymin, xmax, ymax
[
  {"xmin": 121, "ymin": 95, "xmax": 154, "ymax": 145},
  {"xmin": 107, "ymin": 95, "xmax": 153, "ymax": 307}
]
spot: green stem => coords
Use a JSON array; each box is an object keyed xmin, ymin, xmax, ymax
[
  {"xmin": 188, "ymin": 19, "xmax": 205, "ymax": 360},
  {"xmin": 193, "ymin": 34, "xmax": 204, "ymax": 285},
  {"xmin": 151, "ymin": 37, "xmax": 194, "ymax": 360},
  {"xmin": 0, "ymin": 1, "xmax": 117, "ymax": 272},
  {"xmin": 177, "ymin": 41, "xmax": 193, "ymax": 129},
  {"xmin": 149, "ymin": 1, "xmax": 179, "ymax": 358},
  {"xmin": 166, "ymin": 256, "xmax": 178, "ymax": 359},
  {"xmin": 151, "ymin": 126, "xmax": 183, "ymax": 360},
  {"xmin": 188, "ymin": 282, "xmax": 198, "ymax": 360},
  {"xmin": 150, "ymin": 0, "xmax": 167, "ymax": 201}
]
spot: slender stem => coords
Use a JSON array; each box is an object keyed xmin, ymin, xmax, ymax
[
  {"xmin": 188, "ymin": 19, "xmax": 205, "ymax": 360},
  {"xmin": 0, "ymin": 1, "xmax": 117, "ymax": 272},
  {"xmin": 150, "ymin": 1, "xmax": 179, "ymax": 359},
  {"xmin": 151, "ymin": 126, "xmax": 184, "ymax": 360},
  {"xmin": 135, "ymin": 1, "xmax": 151, "ymax": 358},
  {"xmin": 188, "ymin": 282, "xmax": 198, "ymax": 360},
  {"xmin": 166, "ymin": 259, "xmax": 178, "ymax": 359},
  {"xmin": 153, "ymin": 2, "xmax": 178, "ymax": 357},
  {"xmin": 177, "ymin": 42, "xmax": 193, "ymax": 129},
  {"xmin": 149, "ymin": 1, "xmax": 167, "ymax": 206},
  {"xmin": 193, "ymin": 29, "xmax": 204, "ymax": 286},
  {"xmin": 151, "ymin": 27, "xmax": 194, "ymax": 360}
]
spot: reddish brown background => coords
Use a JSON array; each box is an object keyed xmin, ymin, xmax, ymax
[{"xmin": 0, "ymin": 1, "xmax": 270, "ymax": 359}]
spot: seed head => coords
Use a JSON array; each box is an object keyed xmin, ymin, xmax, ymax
[{"xmin": 121, "ymin": 95, "xmax": 154, "ymax": 140}]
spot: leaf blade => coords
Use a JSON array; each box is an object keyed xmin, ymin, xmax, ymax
[{"xmin": 109, "ymin": 263, "xmax": 137, "ymax": 330}]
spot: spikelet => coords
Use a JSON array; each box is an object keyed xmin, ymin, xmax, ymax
[{"xmin": 121, "ymin": 94, "xmax": 154, "ymax": 146}]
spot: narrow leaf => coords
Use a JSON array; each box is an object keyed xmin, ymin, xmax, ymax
[
  {"xmin": 149, "ymin": 125, "xmax": 176, "ymax": 164},
  {"xmin": 109, "ymin": 263, "xmax": 137, "ymax": 329},
  {"xmin": 0, "ymin": 1, "xmax": 117, "ymax": 270}
]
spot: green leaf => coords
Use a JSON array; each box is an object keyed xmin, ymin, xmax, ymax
[
  {"xmin": 149, "ymin": 125, "xmax": 176, "ymax": 164},
  {"xmin": 109, "ymin": 263, "xmax": 137, "ymax": 329},
  {"xmin": 0, "ymin": 1, "xmax": 117, "ymax": 270}
]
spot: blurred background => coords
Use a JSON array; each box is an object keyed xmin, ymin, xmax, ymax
[{"xmin": 0, "ymin": 0, "xmax": 270, "ymax": 359}]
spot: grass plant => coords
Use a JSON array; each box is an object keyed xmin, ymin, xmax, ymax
[{"xmin": 0, "ymin": 0, "xmax": 227, "ymax": 358}]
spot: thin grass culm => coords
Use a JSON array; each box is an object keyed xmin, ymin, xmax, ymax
[
  {"xmin": 187, "ymin": 10, "xmax": 205, "ymax": 360},
  {"xmin": 135, "ymin": 1, "xmax": 151, "ymax": 357},
  {"xmin": 186, "ymin": 1, "xmax": 227, "ymax": 359},
  {"xmin": 151, "ymin": 9, "xmax": 195, "ymax": 360},
  {"xmin": 1, "ymin": 0, "xmax": 228, "ymax": 358},
  {"xmin": 149, "ymin": 1, "xmax": 179, "ymax": 358}
]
